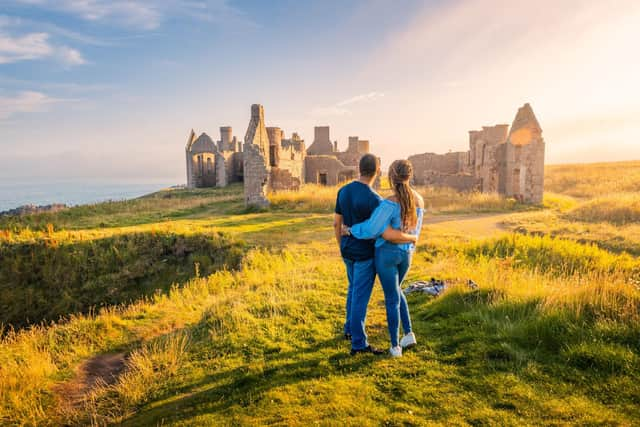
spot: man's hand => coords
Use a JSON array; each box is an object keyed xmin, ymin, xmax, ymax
[
  {"xmin": 341, "ymin": 224, "xmax": 351, "ymax": 236},
  {"xmin": 333, "ymin": 214, "xmax": 343, "ymax": 247},
  {"xmin": 382, "ymin": 226, "xmax": 417, "ymax": 244}
]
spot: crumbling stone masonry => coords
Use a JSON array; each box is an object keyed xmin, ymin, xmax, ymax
[
  {"xmin": 186, "ymin": 104, "xmax": 374, "ymax": 207},
  {"xmin": 185, "ymin": 127, "xmax": 242, "ymax": 189},
  {"xmin": 243, "ymin": 104, "xmax": 271, "ymax": 207},
  {"xmin": 408, "ymin": 103, "xmax": 545, "ymax": 203},
  {"xmin": 304, "ymin": 127, "xmax": 370, "ymax": 186}
]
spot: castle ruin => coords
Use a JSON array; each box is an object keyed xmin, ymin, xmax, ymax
[
  {"xmin": 408, "ymin": 103, "xmax": 545, "ymax": 203},
  {"xmin": 185, "ymin": 104, "xmax": 372, "ymax": 206},
  {"xmin": 186, "ymin": 103, "xmax": 545, "ymax": 206}
]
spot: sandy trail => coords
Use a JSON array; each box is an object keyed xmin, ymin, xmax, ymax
[{"xmin": 422, "ymin": 211, "xmax": 525, "ymax": 239}]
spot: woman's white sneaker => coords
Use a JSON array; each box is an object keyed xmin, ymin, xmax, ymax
[
  {"xmin": 400, "ymin": 332, "xmax": 417, "ymax": 348},
  {"xmin": 390, "ymin": 346, "xmax": 402, "ymax": 357}
]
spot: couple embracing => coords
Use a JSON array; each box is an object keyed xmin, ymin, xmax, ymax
[{"xmin": 334, "ymin": 154, "xmax": 424, "ymax": 357}]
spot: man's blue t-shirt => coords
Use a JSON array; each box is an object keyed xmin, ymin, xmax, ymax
[{"xmin": 335, "ymin": 181, "xmax": 382, "ymax": 261}]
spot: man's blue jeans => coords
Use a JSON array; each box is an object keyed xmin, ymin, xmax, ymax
[
  {"xmin": 343, "ymin": 257, "xmax": 376, "ymax": 350},
  {"xmin": 375, "ymin": 244, "xmax": 413, "ymax": 348}
]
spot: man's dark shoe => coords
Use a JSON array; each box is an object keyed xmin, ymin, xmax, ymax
[
  {"xmin": 344, "ymin": 333, "xmax": 352, "ymax": 341},
  {"xmin": 350, "ymin": 345, "xmax": 385, "ymax": 356}
]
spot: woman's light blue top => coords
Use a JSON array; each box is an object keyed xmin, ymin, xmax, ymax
[{"xmin": 350, "ymin": 199, "xmax": 424, "ymax": 251}]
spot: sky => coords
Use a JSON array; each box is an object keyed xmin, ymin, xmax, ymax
[{"xmin": 1, "ymin": 0, "xmax": 639, "ymax": 183}]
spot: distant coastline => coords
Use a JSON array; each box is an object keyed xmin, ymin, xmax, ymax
[{"xmin": 0, "ymin": 180, "xmax": 178, "ymax": 213}]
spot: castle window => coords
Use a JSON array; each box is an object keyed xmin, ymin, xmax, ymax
[
  {"xmin": 319, "ymin": 173, "xmax": 328, "ymax": 185},
  {"xmin": 207, "ymin": 157, "xmax": 213, "ymax": 174}
]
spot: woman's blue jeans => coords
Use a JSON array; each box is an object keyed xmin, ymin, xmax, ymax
[{"xmin": 375, "ymin": 244, "xmax": 413, "ymax": 348}]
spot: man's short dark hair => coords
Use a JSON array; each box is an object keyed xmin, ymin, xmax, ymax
[{"xmin": 359, "ymin": 153, "xmax": 379, "ymax": 177}]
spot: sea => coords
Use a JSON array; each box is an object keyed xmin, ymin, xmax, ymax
[{"xmin": 0, "ymin": 179, "xmax": 178, "ymax": 212}]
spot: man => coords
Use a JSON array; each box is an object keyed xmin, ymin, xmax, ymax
[{"xmin": 334, "ymin": 154, "xmax": 416, "ymax": 355}]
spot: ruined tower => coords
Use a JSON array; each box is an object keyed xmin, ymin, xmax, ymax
[
  {"xmin": 185, "ymin": 129, "xmax": 196, "ymax": 188},
  {"xmin": 266, "ymin": 127, "xmax": 282, "ymax": 167},
  {"xmin": 243, "ymin": 104, "xmax": 271, "ymax": 207},
  {"xmin": 503, "ymin": 103, "xmax": 545, "ymax": 203},
  {"xmin": 407, "ymin": 102, "xmax": 545, "ymax": 204},
  {"xmin": 306, "ymin": 126, "xmax": 334, "ymax": 155},
  {"xmin": 219, "ymin": 126, "xmax": 233, "ymax": 151},
  {"xmin": 185, "ymin": 131, "xmax": 218, "ymax": 188}
]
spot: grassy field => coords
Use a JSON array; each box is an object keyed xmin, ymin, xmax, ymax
[{"xmin": 1, "ymin": 162, "xmax": 639, "ymax": 426}]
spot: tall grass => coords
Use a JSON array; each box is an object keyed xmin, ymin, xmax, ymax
[
  {"xmin": 269, "ymin": 183, "xmax": 531, "ymax": 214},
  {"xmin": 2, "ymin": 170, "xmax": 640, "ymax": 425},
  {"xmin": 460, "ymin": 233, "xmax": 640, "ymax": 277},
  {"xmin": 2, "ymin": 235, "xmax": 639, "ymax": 425},
  {"xmin": 545, "ymin": 161, "xmax": 640, "ymax": 198},
  {"xmin": 566, "ymin": 192, "xmax": 640, "ymax": 225},
  {"xmin": 269, "ymin": 184, "xmax": 338, "ymax": 212},
  {"xmin": 82, "ymin": 331, "xmax": 191, "ymax": 425}
]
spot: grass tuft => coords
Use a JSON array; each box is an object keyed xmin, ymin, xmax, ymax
[{"xmin": 566, "ymin": 192, "xmax": 640, "ymax": 225}]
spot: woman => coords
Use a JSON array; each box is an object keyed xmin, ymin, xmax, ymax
[{"xmin": 344, "ymin": 160, "xmax": 424, "ymax": 357}]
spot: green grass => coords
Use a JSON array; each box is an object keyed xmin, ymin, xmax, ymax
[
  {"xmin": 0, "ymin": 230, "xmax": 244, "ymax": 328},
  {"xmin": 0, "ymin": 185, "xmax": 245, "ymax": 232},
  {"xmin": 1, "ymin": 173, "xmax": 639, "ymax": 426}
]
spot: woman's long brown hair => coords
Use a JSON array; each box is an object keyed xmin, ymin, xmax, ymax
[{"xmin": 389, "ymin": 159, "xmax": 417, "ymax": 231}]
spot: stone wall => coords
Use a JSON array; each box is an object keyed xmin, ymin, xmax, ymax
[
  {"xmin": 406, "ymin": 103, "xmax": 545, "ymax": 204},
  {"xmin": 244, "ymin": 104, "xmax": 271, "ymax": 165},
  {"xmin": 503, "ymin": 103, "xmax": 545, "ymax": 203},
  {"xmin": 266, "ymin": 126, "xmax": 282, "ymax": 167},
  {"xmin": 219, "ymin": 126, "xmax": 233, "ymax": 151},
  {"xmin": 186, "ymin": 127, "xmax": 243, "ymax": 189},
  {"xmin": 243, "ymin": 104, "xmax": 271, "ymax": 207},
  {"xmin": 408, "ymin": 151, "xmax": 468, "ymax": 185},
  {"xmin": 346, "ymin": 136, "xmax": 370, "ymax": 154},
  {"xmin": 420, "ymin": 172, "xmax": 480, "ymax": 192},
  {"xmin": 215, "ymin": 152, "xmax": 227, "ymax": 187},
  {"xmin": 270, "ymin": 168, "xmax": 301, "ymax": 192},
  {"xmin": 306, "ymin": 126, "xmax": 334, "ymax": 155},
  {"xmin": 243, "ymin": 142, "xmax": 269, "ymax": 206},
  {"xmin": 305, "ymin": 155, "xmax": 357, "ymax": 186}
]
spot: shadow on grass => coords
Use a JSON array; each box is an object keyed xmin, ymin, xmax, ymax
[
  {"xmin": 0, "ymin": 230, "xmax": 245, "ymax": 329},
  {"xmin": 120, "ymin": 332, "xmax": 377, "ymax": 426}
]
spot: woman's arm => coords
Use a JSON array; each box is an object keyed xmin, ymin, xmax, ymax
[
  {"xmin": 414, "ymin": 208, "xmax": 424, "ymax": 241},
  {"xmin": 349, "ymin": 201, "xmax": 394, "ymax": 240},
  {"xmin": 382, "ymin": 226, "xmax": 417, "ymax": 243}
]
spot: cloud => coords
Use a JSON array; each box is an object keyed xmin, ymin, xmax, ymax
[
  {"xmin": 13, "ymin": 0, "xmax": 257, "ymax": 31},
  {"xmin": 0, "ymin": 20, "xmax": 86, "ymax": 65},
  {"xmin": 0, "ymin": 91, "xmax": 61, "ymax": 119},
  {"xmin": 355, "ymin": 0, "xmax": 640, "ymax": 163},
  {"xmin": 55, "ymin": 45, "xmax": 85, "ymax": 65},
  {"xmin": 14, "ymin": 0, "xmax": 162, "ymax": 29},
  {"xmin": 312, "ymin": 92, "xmax": 385, "ymax": 116},
  {"xmin": 0, "ymin": 31, "xmax": 51, "ymax": 63}
]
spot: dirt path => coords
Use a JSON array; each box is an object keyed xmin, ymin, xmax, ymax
[
  {"xmin": 422, "ymin": 211, "xmax": 528, "ymax": 239},
  {"xmin": 54, "ymin": 352, "xmax": 126, "ymax": 414}
]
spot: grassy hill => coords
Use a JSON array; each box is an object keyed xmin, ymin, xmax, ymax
[{"xmin": 1, "ymin": 162, "xmax": 639, "ymax": 426}]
